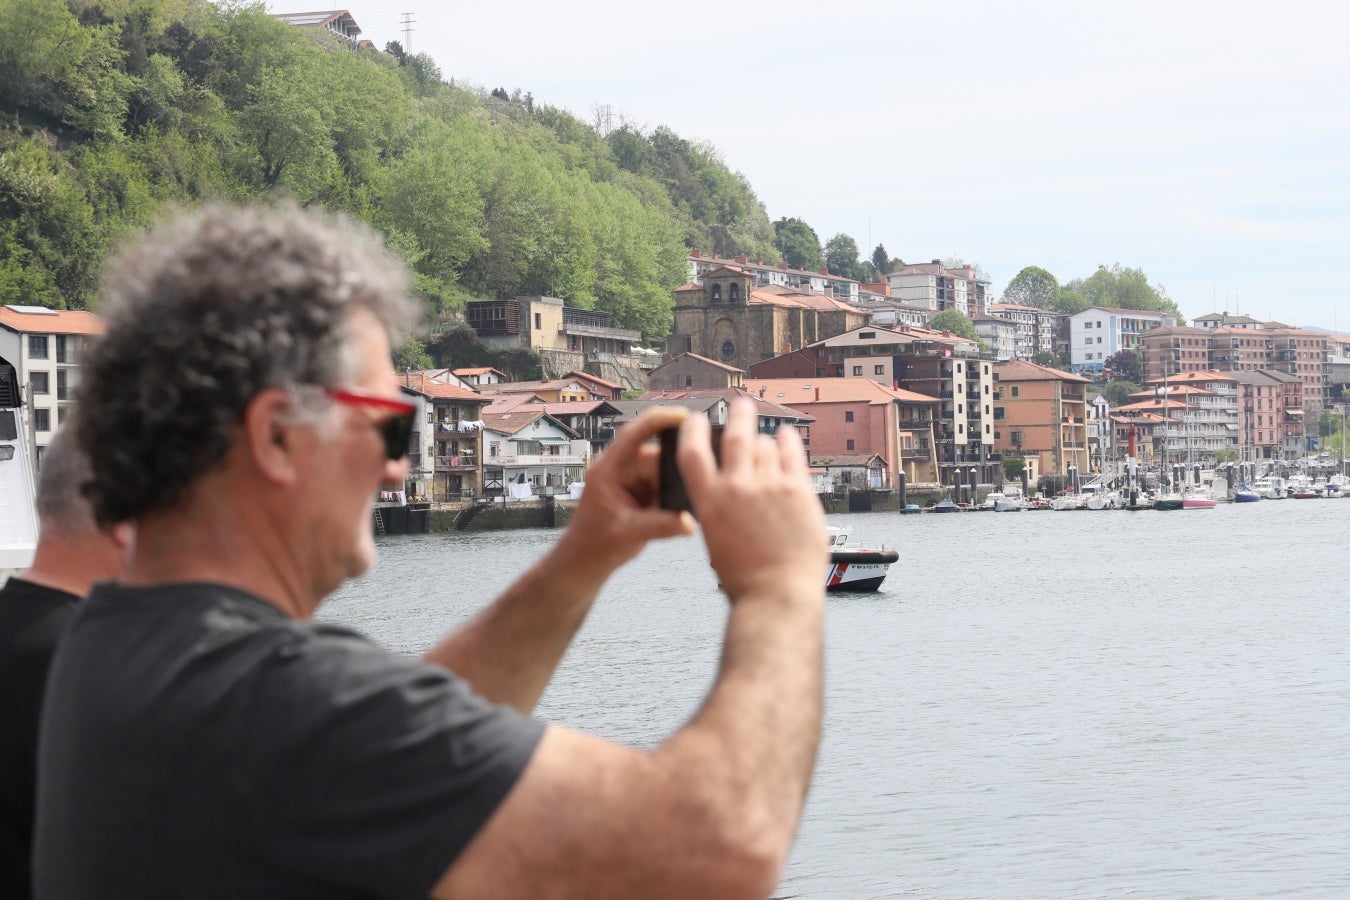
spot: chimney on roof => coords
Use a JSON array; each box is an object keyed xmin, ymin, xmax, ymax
[
  {"xmin": 690, "ymin": 249, "xmax": 702, "ymax": 258},
  {"xmin": 815, "ymin": 387, "xmax": 820, "ymax": 401},
  {"xmin": 819, "ymin": 268, "xmax": 829, "ymax": 275},
  {"xmin": 778, "ymin": 261, "xmax": 789, "ymax": 269},
  {"xmin": 932, "ymin": 259, "xmax": 941, "ymax": 265},
  {"xmin": 735, "ymin": 256, "xmax": 748, "ymax": 264},
  {"xmin": 759, "ymin": 386, "xmax": 766, "ymax": 398}
]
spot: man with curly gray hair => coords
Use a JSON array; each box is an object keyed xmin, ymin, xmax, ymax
[{"xmin": 34, "ymin": 204, "xmax": 827, "ymax": 900}]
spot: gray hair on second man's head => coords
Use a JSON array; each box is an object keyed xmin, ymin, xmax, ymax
[
  {"xmin": 35, "ymin": 426, "xmax": 99, "ymax": 537},
  {"xmin": 74, "ymin": 202, "xmax": 423, "ymax": 527}
]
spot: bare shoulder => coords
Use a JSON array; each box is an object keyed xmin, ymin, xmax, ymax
[{"xmin": 431, "ymin": 726, "xmax": 784, "ymax": 900}]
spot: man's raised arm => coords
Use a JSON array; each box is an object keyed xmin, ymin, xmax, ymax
[
  {"xmin": 433, "ymin": 398, "xmax": 827, "ymax": 899},
  {"xmin": 421, "ymin": 406, "xmax": 694, "ymax": 712}
]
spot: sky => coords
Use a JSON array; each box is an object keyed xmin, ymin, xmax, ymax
[{"xmin": 332, "ymin": 1, "xmax": 1350, "ymax": 330}]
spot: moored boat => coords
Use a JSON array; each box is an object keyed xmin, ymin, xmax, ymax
[
  {"xmin": 1233, "ymin": 483, "xmax": 1261, "ymax": 503},
  {"xmin": 930, "ymin": 498, "xmax": 959, "ymax": 513},
  {"xmin": 826, "ymin": 527, "xmax": 898, "ymax": 592},
  {"xmin": 0, "ymin": 404, "xmax": 38, "ymax": 583}
]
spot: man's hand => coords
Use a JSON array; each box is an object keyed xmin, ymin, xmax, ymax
[
  {"xmin": 555, "ymin": 406, "xmax": 695, "ymax": 579},
  {"xmin": 677, "ymin": 398, "xmax": 825, "ymax": 602}
]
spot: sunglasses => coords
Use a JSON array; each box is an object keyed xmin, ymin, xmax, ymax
[{"xmin": 326, "ymin": 387, "xmax": 417, "ymax": 461}]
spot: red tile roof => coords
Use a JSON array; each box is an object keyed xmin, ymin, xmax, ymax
[
  {"xmin": 481, "ymin": 410, "xmax": 579, "ymax": 438},
  {"xmin": 745, "ymin": 377, "xmax": 937, "ymax": 407},
  {"xmin": 399, "ymin": 373, "xmax": 484, "ymax": 401},
  {"xmin": 0, "ymin": 306, "xmax": 104, "ymax": 336},
  {"xmin": 994, "ymin": 359, "xmax": 1092, "ymax": 383}
]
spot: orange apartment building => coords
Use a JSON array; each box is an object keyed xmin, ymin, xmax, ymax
[
  {"xmin": 1139, "ymin": 325, "xmax": 1328, "ymax": 420},
  {"xmin": 749, "ymin": 324, "xmax": 999, "ymax": 485},
  {"xmin": 744, "ymin": 377, "xmax": 940, "ymax": 486},
  {"xmin": 992, "ymin": 360, "xmax": 1092, "ymax": 475}
]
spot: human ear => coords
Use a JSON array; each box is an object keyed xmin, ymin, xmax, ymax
[{"xmin": 244, "ymin": 389, "xmax": 302, "ymax": 486}]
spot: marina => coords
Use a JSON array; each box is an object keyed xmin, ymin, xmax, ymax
[{"xmin": 328, "ymin": 498, "xmax": 1350, "ymax": 898}]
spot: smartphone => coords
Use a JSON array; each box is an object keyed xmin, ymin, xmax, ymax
[{"xmin": 658, "ymin": 424, "xmax": 723, "ymax": 514}]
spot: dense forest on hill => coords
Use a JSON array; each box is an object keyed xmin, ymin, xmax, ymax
[{"xmin": 0, "ymin": 0, "xmax": 782, "ymax": 342}]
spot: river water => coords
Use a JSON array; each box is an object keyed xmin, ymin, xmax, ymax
[{"xmin": 324, "ymin": 499, "xmax": 1350, "ymax": 898}]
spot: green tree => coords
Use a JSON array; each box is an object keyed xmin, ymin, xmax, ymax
[
  {"xmin": 1001, "ymin": 265, "xmax": 1059, "ymax": 308},
  {"xmin": 1032, "ymin": 350, "xmax": 1068, "ymax": 369},
  {"xmin": 870, "ymin": 243, "xmax": 898, "ymax": 277},
  {"xmin": 772, "ymin": 217, "xmax": 822, "ymax": 271},
  {"xmin": 392, "ymin": 338, "xmax": 432, "ymax": 372},
  {"xmin": 1051, "ymin": 288, "xmax": 1090, "ymax": 316},
  {"xmin": 1003, "ymin": 457, "xmax": 1026, "ymax": 480},
  {"xmin": 823, "ymin": 233, "xmax": 862, "ymax": 279},
  {"xmin": 1063, "ymin": 264, "xmax": 1185, "ymax": 323},
  {"xmin": 1102, "ymin": 380, "xmax": 1140, "ymax": 407},
  {"xmin": 929, "ymin": 309, "xmax": 981, "ymax": 343},
  {"xmin": 1103, "ymin": 349, "xmax": 1140, "ymax": 382}
]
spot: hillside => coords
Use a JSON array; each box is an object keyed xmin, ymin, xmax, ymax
[{"xmin": 0, "ymin": 0, "xmax": 780, "ymax": 342}]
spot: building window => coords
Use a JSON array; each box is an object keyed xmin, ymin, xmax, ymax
[
  {"xmin": 859, "ymin": 331, "xmax": 876, "ymax": 340},
  {"xmin": 874, "ymin": 365, "xmax": 885, "ymax": 375},
  {"xmin": 33, "ymin": 408, "xmax": 50, "ymax": 431},
  {"xmin": 845, "ymin": 411, "xmax": 854, "ymax": 422},
  {"xmin": 534, "ymin": 313, "xmax": 542, "ymax": 330},
  {"xmin": 28, "ymin": 335, "xmax": 48, "ymax": 358},
  {"xmin": 729, "ymin": 283, "xmax": 739, "ymax": 302},
  {"xmin": 711, "ymin": 284, "xmax": 722, "ymax": 303},
  {"xmin": 720, "ymin": 339, "xmax": 736, "ymax": 360},
  {"xmin": 1010, "ymin": 429, "xmax": 1023, "ymax": 445},
  {"xmin": 684, "ymin": 375, "xmax": 693, "ymax": 387},
  {"xmin": 852, "ymin": 366, "xmax": 862, "ymax": 376},
  {"xmin": 57, "ymin": 407, "xmax": 67, "ymax": 425},
  {"xmin": 1011, "ymin": 386, "xmax": 1019, "ymax": 397},
  {"xmin": 30, "ymin": 371, "xmax": 49, "ymax": 394},
  {"xmin": 846, "ymin": 439, "xmax": 855, "ymax": 450}
]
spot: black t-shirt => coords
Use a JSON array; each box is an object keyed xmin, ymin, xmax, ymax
[
  {"xmin": 0, "ymin": 576, "xmax": 81, "ymax": 900},
  {"xmin": 34, "ymin": 582, "xmax": 544, "ymax": 900}
]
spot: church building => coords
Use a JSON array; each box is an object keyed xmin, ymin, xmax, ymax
[{"xmin": 668, "ymin": 266, "xmax": 867, "ymax": 373}]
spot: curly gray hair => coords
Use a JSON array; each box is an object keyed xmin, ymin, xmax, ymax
[{"xmin": 75, "ymin": 203, "xmax": 421, "ymax": 525}]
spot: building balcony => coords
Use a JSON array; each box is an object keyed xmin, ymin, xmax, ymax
[
  {"xmin": 490, "ymin": 453, "xmax": 589, "ymax": 467},
  {"xmin": 435, "ymin": 454, "xmax": 478, "ymax": 469}
]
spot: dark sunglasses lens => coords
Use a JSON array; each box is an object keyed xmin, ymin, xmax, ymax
[{"xmin": 382, "ymin": 412, "xmax": 414, "ymax": 460}]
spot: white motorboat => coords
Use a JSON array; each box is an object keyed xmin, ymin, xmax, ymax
[
  {"xmin": 826, "ymin": 527, "xmax": 898, "ymax": 593},
  {"xmin": 0, "ymin": 404, "xmax": 38, "ymax": 583}
]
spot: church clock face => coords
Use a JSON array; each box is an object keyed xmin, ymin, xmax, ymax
[{"xmin": 720, "ymin": 339, "xmax": 736, "ymax": 361}]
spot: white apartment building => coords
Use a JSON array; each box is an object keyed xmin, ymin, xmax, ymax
[
  {"xmin": 0, "ymin": 305, "xmax": 104, "ymax": 467},
  {"xmin": 972, "ymin": 315, "xmax": 1016, "ymax": 361},
  {"xmin": 1069, "ymin": 306, "xmax": 1176, "ymax": 375}
]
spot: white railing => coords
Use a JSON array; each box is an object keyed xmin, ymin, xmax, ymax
[{"xmin": 492, "ymin": 454, "xmax": 589, "ymax": 466}]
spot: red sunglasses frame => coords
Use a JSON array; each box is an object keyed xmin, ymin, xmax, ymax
[{"xmin": 326, "ymin": 387, "xmax": 417, "ymax": 461}]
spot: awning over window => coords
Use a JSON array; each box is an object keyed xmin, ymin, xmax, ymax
[{"xmin": 532, "ymin": 437, "xmax": 572, "ymax": 445}]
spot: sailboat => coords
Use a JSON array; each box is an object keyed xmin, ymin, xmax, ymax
[{"xmin": 1153, "ymin": 380, "xmax": 1184, "ymax": 510}]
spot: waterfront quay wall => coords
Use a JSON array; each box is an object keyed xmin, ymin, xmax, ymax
[{"xmin": 375, "ymin": 485, "xmax": 981, "ymax": 535}]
